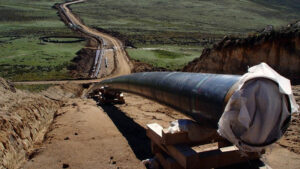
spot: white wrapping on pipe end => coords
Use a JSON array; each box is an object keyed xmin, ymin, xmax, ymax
[{"xmin": 218, "ymin": 63, "xmax": 299, "ymax": 152}]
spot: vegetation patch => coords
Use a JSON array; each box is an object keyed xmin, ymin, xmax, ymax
[
  {"xmin": 0, "ymin": 37, "xmax": 84, "ymax": 81},
  {"xmin": 127, "ymin": 45, "xmax": 204, "ymax": 70},
  {"xmin": 72, "ymin": 0, "xmax": 300, "ymax": 39},
  {"xmin": 0, "ymin": 0, "xmax": 86, "ymax": 81},
  {"xmin": 15, "ymin": 84, "xmax": 53, "ymax": 93},
  {"xmin": 40, "ymin": 36, "xmax": 86, "ymax": 43},
  {"xmin": 0, "ymin": 36, "xmax": 21, "ymax": 44},
  {"xmin": 152, "ymin": 50, "xmax": 187, "ymax": 59}
]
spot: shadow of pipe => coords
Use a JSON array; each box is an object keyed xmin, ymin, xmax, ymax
[{"xmin": 100, "ymin": 104, "xmax": 152, "ymax": 160}]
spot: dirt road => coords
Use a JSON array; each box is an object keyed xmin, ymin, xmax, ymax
[
  {"xmin": 14, "ymin": 0, "xmax": 131, "ymax": 86},
  {"xmin": 62, "ymin": 0, "xmax": 131, "ymax": 78}
]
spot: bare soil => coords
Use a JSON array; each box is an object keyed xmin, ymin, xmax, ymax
[
  {"xmin": 23, "ymin": 98, "xmax": 146, "ymax": 169},
  {"xmin": 21, "ymin": 92, "xmax": 188, "ymax": 169},
  {"xmin": 277, "ymin": 86, "xmax": 300, "ymax": 154}
]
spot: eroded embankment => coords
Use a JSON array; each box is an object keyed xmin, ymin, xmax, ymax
[
  {"xmin": 183, "ymin": 21, "xmax": 300, "ymax": 83},
  {"xmin": 0, "ymin": 78, "xmax": 62, "ymax": 169},
  {"xmin": 68, "ymin": 39, "xmax": 99, "ymax": 78}
]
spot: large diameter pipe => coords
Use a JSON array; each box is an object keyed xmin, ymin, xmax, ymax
[{"xmin": 97, "ymin": 72, "xmax": 241, "ymax": 127}]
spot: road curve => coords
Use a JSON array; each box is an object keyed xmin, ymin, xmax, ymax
[{"xmin": 14, "ymin": 0, "xmax": 131, "ymax": 85}]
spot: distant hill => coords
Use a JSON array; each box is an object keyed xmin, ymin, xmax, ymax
[
  {"xmin": 72, "ymin": 0, "xmax": 300, "ymax": 36},
  {"xmin": 252, "ymin": 0, "xmax": 300, "ymax": 11}
]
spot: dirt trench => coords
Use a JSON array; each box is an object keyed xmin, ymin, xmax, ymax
[{"xmin": 0, "ymin": 78, "xmax": 64, "ymax": 169}]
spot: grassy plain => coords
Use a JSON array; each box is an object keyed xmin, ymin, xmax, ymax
[
  {"xmin": 0, "ymin": 0, "xmax": 85, "ymax": 81},
  {"xmin": 127, "ymin": 45, "xmax": 204, "ymax": 70},
  {"xmin": 15, "ymin": 84, "xmax": 53, "ymax": 93},
  {"xmin": 71, "ymin": 0, "xmax": 300, "ymax": 69},
  {"xmin": 1, "ymin": 0, "xmax": 300, "ymax": 78}
]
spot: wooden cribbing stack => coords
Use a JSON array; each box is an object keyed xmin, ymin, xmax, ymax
[{"xmin": 146, "ymin": 123, "xmax": 267, "ymax": 169}]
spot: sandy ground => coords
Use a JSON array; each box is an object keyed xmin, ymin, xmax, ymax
[{"xmin": 23, "ymin": 98, "xmax": 146, "ymax": 169}]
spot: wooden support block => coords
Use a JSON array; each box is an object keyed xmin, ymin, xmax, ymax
[
  {"xmin": 147, "ymin": 123, "xmax": 199, "ymax": 168},
  {"xmin": 162, "ymin": 128, "xmax": 189, "ymax": 145},
  {"xmin": 152, "ymin": 141, "xmax": 184, "ymax": 169},
  {"xmin": 147, "ymin": 123, "xmax": 262, "ymax": 169},
  {"xmin": 218, "ymin": 140, "xmax": 233, "ymax": 148},
  {"xmin": 155, "ymin": 152, "xmax": 185, "ymax": 169},
  {"xmin": 148, "ymin": 123, "xmax": 216, "ymax": 146},
  {"xmin": 151, "ymin": 141, "xmax": 161, "ymax": 154},
  {"xmin": 147, "ymin": 123, "xmax": 163, "ymax": 144},
  {"xmin": 147, "ymin": 123, "xmax": 214, "ymax": 168},
  {"xmin": 193, "ymin": 147, "xmax": 260, "ymax": 169},
  {"xmin": 161, "ymin": 126, "xmax": 222, "ymax": 146}
]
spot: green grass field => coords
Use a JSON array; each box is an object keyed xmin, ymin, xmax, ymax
[
  {"xmin": 127, "ymin": 45, "xmax": 204, "ymax": 70},
  {"xmin": 72, "ymin": 0, "xmax": 300, "ymax": 35},
  {"xmin": 71, "ymin": 0, "xmax": 300, "ymax": 70},
  {"xmin": 0, "ymin": 37, "xmax": 84, "ymax": 81},
  {"xmin": 0, "ymin": 0, "xmax": 86, "ymax": 81},
  {"xmin": 15, "ymin": 84, "xmax": 53, "ymax": 92},
  {"xmin": 1, "ymin": 0, "xmax": 299, "ymax": 78}
]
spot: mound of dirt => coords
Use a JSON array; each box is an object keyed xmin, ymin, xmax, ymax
[
  {"xmin": 0, "ymin": 77, "xmax": 62, "ymax": 169},
  {"xmin": 183, "ymin": 21, "xmax": 300, "ymax": 84},
  {"xmin": 68, "ymin": 39, "xmax": 97, "ymax": 79}
]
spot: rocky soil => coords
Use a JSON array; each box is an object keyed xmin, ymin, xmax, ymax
[
  {"xmin": 0, "ymin": 78, "xmax": 63, "ymax": 169},
  {"xmin": 0, "ymin": 76, "xmax": 89, "ymax": 169}
]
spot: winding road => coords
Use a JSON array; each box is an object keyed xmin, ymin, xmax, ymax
[{"xmin": 14, "ymin": 0, "xmax": 131, "ymax": 85}]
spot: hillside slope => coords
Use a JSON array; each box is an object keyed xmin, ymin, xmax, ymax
[
  {"xmin": 183, "ymin": 21, "xmax": 300, "ymax": 83},
  {"xmin": 72, "ymin": 0, "xmax": 300, "ymax": 36}
]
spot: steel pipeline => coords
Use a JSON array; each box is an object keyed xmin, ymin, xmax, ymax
[{"xmin": 95, "ymin": 72, "xmax": 241, "ymax": 128}]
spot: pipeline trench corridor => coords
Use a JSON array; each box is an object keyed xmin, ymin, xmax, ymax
[{"xmin": 22, "ymin": 89, "xmax": 300, "ymax": 169}]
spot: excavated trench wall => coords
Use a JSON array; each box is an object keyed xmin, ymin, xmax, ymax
[
  {"xmin": 183, "ymin": 22, "xmax": 300, "ymax": 83},
  {"xmin": 0, "ymin": 78, "xmax": 61, "ymax": 169}
]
